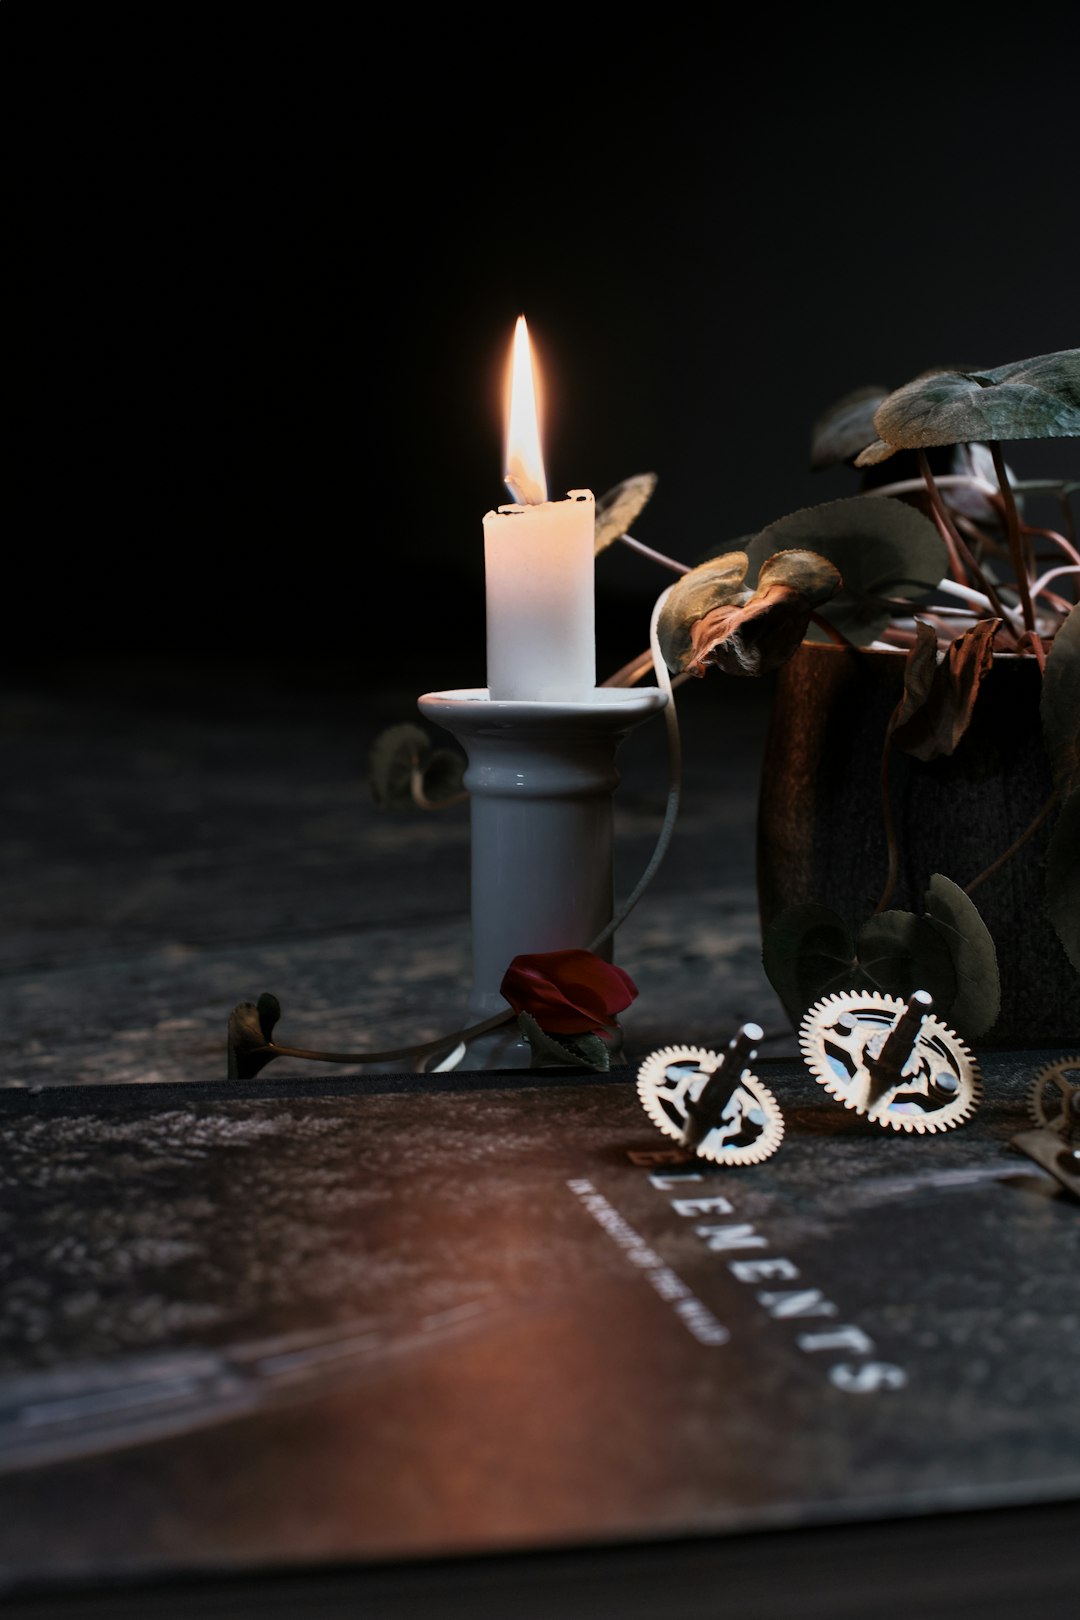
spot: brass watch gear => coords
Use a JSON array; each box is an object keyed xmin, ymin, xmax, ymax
[
  {"xmin": 798, "ymin": 990, "xmax": 981, "ymax": 1134},
  {"xmin": 636, "ymin": 1044, "xmax": 784, "ymax": 1165},
  {"xmin": 1027, "ymin": 1056, "xmax": 1080, "ymax": 1137}
]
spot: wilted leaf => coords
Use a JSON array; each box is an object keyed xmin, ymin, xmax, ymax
[
  {"xmin": 368, "ymin": 723, "xmax": 432, "ymax": 809},
  {"xmin": 761, "ymin": 904, "xmax": 860, "ymax": 1024},
  {"xmin": 890, "ymin": 617, "xmax": 1001, "ymax": 760},
  {"xmin": 655, "ymin": 552, "xmax": 750, "ymax": 672},
  {"xmin": 856, "ymin": 910, "xmax": 958, "ymax": 1006},
  {"xmin": 810, "ymin": 385, "xmax": 889, "ymax": 471},
  {"xmin": 1042, "ymin": 604, "xmax": 1080, "ymax": 798},
  {"xmin": 1047, "ymin": 791, "xmax": 1080, "ymax": 977},
  {"xmin": 855, "ymin": 349, "xmax": 1080, "ymax": 466},
  {"xmin": 923, "ymin": 874, "xmax": 1000, "ymax": 1040},
  {"xmin": 744, "ymin": 495, "xmax": 948, "ymax": 646},
  {"xmin": 227, "ymin": 994, "xmax": 282, "ymax": 1079},
  {"xmin": 682, "ymin": 550, "xmax": 842, "ymax": 678},
  {"xmin": 594, "ymin": 473, "xmax": 658, "ymax": 555}
]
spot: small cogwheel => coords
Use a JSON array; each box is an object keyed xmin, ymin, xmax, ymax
[
  {"xmin": 636, "ymin": 1041, "xmax": 784, "ymax": 1165},
  {"xmin": 798, "ymin": 989, "xmax": 980, "ymax": 1134},
  {"xmin": 1028, "ymin": 1056, "xmax": 1080, "ymax": 1137}
]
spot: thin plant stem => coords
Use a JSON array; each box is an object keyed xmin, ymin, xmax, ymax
[
  {"xmin": 256, "ymin": 1009, "xmax": 515, "ymax": 1069},
  {"xmin": 809, "ymin": 611, "xmax": 853, "ymax": 649},
  {"xmin": 919, "ymin": 453, "xmax": 1023, "ymax": 647},
  {"xmin": 964, "ymin": 790, "xmax": 1060, "ymax": 895},
  {"xmin": 602, "ymin": 649, "xmax": 655, "ymax": 688},
  {"xmin": 989, "ymin": 441, "xmax": 1037, "ymax": 635},
  {"xmin": 916, "ymin": 452, "xmax": 968, "ymax": 585},
  {"xmin": 1022, "ymin": 524, "xmax": 1080, "ymax": 568},
  {"xmin": 618, "ymin": 532, "xmax": 690, "ymax": 575},
  {"xmin": 873, "ymin": 710, "xmax": 902, "ymax": 916},
  {"xmin": 864, "ymin": 472, "xmax": 998, "ymax": 502}
]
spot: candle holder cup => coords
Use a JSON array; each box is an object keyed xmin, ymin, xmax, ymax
[{"xmin": 417, "ymin": 685, "xmax": 668, "ymax": 1070}]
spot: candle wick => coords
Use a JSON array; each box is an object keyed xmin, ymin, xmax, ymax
[{"xmin": 504, "ymin": 453, "xmax": 547, "ymax": 507}]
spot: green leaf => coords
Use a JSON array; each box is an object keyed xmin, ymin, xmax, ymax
[
  {"xmin": 1047, "ymin": 791, "xmax": 1080, "ymax": 978},
  {"xmin": 516, "ymin": 1011, "xmax": 610, "ymax": 1070},
  {"xmin": 761, "ymin": 903, "xmax": 860, "ymax": 1025},
  {"xmin": 368, "ymin": 723, "xmax": 431, "ymax": 809},
  {"xmin": 594, "ymin": 473, "xmax": 658, "ymax": 555},
  {"xmin": 856, "ymin": 910, "xmax": 958, "ymax": 1006},
  {"xmin": 655, "ymin": 552, "xmax": 750, "ymax": 672},
  {"xmin": 1042, "ymin": 604, "xmax": 1080, "ymax": 798},
  {"xmin": 744, "ymin": 495, "xmax": 948, "ymax": 646},
  {"xmin": 923, "ymin": 874, "xmax": 1001, "ymax": 1040},
  {"xmin": 855, "ymin": 350, "xmax": 1080, "ymax": 464},
  {"xmin": 810, "ymin": 385, "xmax": 889, "ymax": 471}
]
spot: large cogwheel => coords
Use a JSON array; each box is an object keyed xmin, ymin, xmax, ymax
[
  {"xmin": 1027, "ymin": 1056, "xmax": 1080, "ymax": 1136},
  {"xmin": 798, "ymin": 990, "xmax": 981, "ymax": 1134},
  {"xmin": 636, "ymin": 1044, "xmax": 784, "ymax": 1165}
]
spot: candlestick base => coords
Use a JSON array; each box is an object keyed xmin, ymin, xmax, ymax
[{"xmin": 417, "ymin": 686, "xmax": 668, "ymax": 1071}]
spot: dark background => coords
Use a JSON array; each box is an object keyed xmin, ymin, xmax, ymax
[{"xmin": 13, "ymin": 15, "xmax": 1080, "ymax": 703}]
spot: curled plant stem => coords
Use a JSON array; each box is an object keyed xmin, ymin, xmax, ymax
[
  {"xmin": 989, "ymin": 440, "xmax": 1037, "ymax": 635},
  {"xmin": 964, "ymin": 790, "xmax": 1060, "ymax": 896},
  {"xmin": 588, "ymin": 585, "xmax": 682, "ymax": 954},
  {"xmin": 1022, "ymin": 523, "xmax": 1080, "ymax": 569}
]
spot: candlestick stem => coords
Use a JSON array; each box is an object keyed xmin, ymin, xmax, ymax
[{"xmin": 416, "ymin": 686, "xmax": 667, "ymax": 1069}]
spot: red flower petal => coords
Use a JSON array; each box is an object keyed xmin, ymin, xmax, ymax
[{"xmin": 500, "ymin": 949, "xmax": 638, "ymax": 1035}]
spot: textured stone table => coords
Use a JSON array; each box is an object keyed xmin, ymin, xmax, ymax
[{"xmin": 1, "ymin": 665, "xmax": 783, "ymax": 1088}]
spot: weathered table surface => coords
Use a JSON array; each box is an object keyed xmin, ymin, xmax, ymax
[{"xmin": 1, "ymin": 667, "xmax": 784, "ymax": 1088}]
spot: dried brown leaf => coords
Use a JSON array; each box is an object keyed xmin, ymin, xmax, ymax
[{"xmin": 891, "ymin": 618, "xmax": 1000, "ymax": 760}]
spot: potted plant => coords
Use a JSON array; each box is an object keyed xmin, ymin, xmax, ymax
[{"xmin": 650, "ymin": 348, "xmax": 1079, "ymax": 1046}]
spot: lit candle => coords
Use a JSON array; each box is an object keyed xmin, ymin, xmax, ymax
[{"xmin": 483, "ymin": 316, "xmax": 596, "ymax": 700}]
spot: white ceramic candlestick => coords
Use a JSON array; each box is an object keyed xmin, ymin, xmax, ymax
[{"xmin": 417, "ymin": 685, "xmax": 668, "ymax": 1069}]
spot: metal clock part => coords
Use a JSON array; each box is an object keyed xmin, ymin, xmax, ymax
[
  {"xmin": 798, "ymin": 989, "xmax": 981, "ymax": 1134},
  {"xmin": 1027, "ymin": 1056, "xmax": 1080, "ymax": 1137},
  {"xmin": 1009, "ymin": 1128, "xmax": 1080, "ymax": 1203},
  {"xmin": 636, "ymin": 1037, "xmax": 784, "ymax": 1166}
]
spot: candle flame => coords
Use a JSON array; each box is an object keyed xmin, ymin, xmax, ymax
[{"xmin": 504, "ymin": 315, "xmax": 548, "ymax": 505}]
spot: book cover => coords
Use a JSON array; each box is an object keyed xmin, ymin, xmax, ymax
[{"xmin": 0, "ymin": 1055, "xmax": 1077, "ymax": 1615}]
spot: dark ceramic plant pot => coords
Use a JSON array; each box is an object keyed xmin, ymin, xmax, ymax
[{"xmin": 756, "ymin": 641, "xmax": 1080, "ymax": 1045}]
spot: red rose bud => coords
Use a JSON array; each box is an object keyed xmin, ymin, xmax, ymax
[{"xmin": 499, "ymin": 949, "xmax": 638, "ymax": 1036}]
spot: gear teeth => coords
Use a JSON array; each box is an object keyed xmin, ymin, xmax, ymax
[
  {"xmin": 1028, "ymin": 1056, "xmax": 1080, "ymax": 1135},
  {"xmin": 798, "ymin": 992, "xmax": 980, "ymax": 1134},
  {"xmin": 636, "ymin": 1046, "xmax": 784, "ymax": 1165}
]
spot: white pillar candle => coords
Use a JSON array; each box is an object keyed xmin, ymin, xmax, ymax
[{"xmin": 483, "ymin": 317, "xmax": 596, "ymax": 701}]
